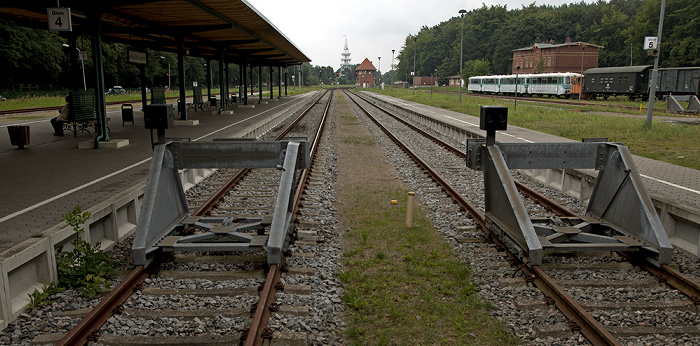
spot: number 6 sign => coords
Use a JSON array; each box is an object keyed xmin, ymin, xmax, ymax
[{"xmin": 47, "ymin": 8, "xmax": 72, "ymax": 32}]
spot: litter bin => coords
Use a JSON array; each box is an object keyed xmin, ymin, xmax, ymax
[
  {"xmin": 209, "ymin": 97, "xmax": 217, "ymax": 107},
  {"xmin": 7, "ymin": 125, "xmax": 30, "ymax": 149},
  {"xmin": 121, "ymin": 104, "xmax": 134, "ymax": 125}
]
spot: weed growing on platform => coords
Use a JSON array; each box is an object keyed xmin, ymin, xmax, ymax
[
  {"xmin": 56, "ymin": 206, "xmax": 117, "ymax": 298},
  {"xmin": 27, "ymin": 282, "xmax": 64, "ymax": 309}
]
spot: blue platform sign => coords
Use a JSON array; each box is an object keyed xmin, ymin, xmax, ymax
[{"xmin": 47, "ymin": 8, "xmax": 72, "ymax": 32}]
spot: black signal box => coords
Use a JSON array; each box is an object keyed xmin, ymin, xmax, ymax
[
  {"xmin": 479, "ymin": 106, "xmax": 508, "ymax": 132},
  {"xmin": 144, "ymin": 104, "xmax": 175, "ymax": 130}
]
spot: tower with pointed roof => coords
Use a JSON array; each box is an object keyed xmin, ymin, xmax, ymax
[{"xmin": 340, "ymin": 36, "xmax": 352, "ymax": 76}]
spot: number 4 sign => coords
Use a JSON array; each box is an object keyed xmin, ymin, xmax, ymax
[{"xmin": 47, "ymin": 8, "xmax": 72, "ymax": 32}]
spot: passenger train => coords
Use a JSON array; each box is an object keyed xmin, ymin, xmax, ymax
[
  {"xmin": 468, "ymin": 72, "xmax": 583, "ymax": 98},
  {"xmin": 467, "ymin": 66, "xmax": 700, "ymax": 101}
]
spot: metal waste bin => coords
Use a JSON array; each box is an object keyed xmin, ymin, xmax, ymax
[
  {"xmin": 121, "ymin": 104, "xmax": 134, "ymax": 125},
  {"xmin": 7, "ymin": 125, "xmax": 30, "ymax": 149},
  {"xmin": 209, "ymin": 97, "xmax": 217, "ymax": 107}
]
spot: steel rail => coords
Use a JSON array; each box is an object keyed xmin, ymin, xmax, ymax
[
  {"xmin": 353, "ymin": 92, "xmax": 578, "ymax": 217},
  {"xmin": 245, "ymin": 90, "xmax": 333, "ymax": 345},
  {"xmin": 345, "ymin": 90, "xmax": 622, "ymax": 346},
  {"xmin": 57, "ymin": 90, "xmax": 328, "ymax": 345},
  {"xmin": 56, "ymin": 266, "xmax": 151, "ymax": 346},
  {"xmin": 354, "ymin": 89, "xmax": 699, "ymax": 341}
]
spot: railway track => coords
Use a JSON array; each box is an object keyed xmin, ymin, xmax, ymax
[
  {"xmin": 343, "ymin": 89, "xmax": 700, "ymax": 344},
  {"xmin": 48, "ymin": 89, "xmax": 336, "ymax": 345},
  {"xmin": 9, "ymin": 88, "xmax": 697, "ymax": 344}
]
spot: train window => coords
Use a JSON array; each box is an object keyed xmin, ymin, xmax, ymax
[{"xmin": 565, "ymin": 77, "xmax": 570, "ymax": 84}]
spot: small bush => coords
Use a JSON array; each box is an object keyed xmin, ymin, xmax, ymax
[
  {"xmin": 27, "ymin": 282, "xmax": 64, "ymax": 309},
  {"xmin": 56, "ymin": 206, "xmax": 117, "ymax": 298}
]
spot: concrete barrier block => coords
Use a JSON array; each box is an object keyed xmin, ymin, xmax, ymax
[{"xmin": 0, "ymin": 237, "xmax": 54, "ymax": 323}]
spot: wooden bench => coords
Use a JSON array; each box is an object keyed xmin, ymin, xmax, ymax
[{"xmin": 63, "ymin": 90, "xmax": 103, "ymax": 137}]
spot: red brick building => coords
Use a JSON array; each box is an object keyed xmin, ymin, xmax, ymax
[
  {"xmin": 414, "ymin": 76, "xmax": 437, "ymax": 87},
  {"xmin": 356, "ymin": 58, "xmax": 377, "ymax": 88},
  {"xmin": 512, "ymin": 38, "xmax": 603, "ymax": 74}
]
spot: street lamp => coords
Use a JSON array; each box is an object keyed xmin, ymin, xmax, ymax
[
  {"xmin": 579, "ymin": 47, "xmax": 584, "ymax": 100},
  {"xmin": 377, "ymin": 56, "xmax": 381, "ymax": 87},
  {"xmin": 413, "ymin": 36, "xmax": 417, "ymax": 95},
  {"xmin": 391, "ymin": 49, "xmax": 395, "ymax": 91},
  {"xmin": 160, "ymin": 56, "xmax": 171, "ymax": 91},
  {"xmin": 514, "ymin": 65, "xmax": 520, "ymax": 110},
  {"xmin": 459, "ymin": 9, "xmax": 467, "ymax": 102},
  {"xmin": 63, "ymin": 43, "xmax": 86, "ymax": 90}
]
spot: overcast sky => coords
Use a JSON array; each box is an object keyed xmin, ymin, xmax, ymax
[{"xmin": 246, "ymin": 0, "xmax": 598, "ymax": 71}]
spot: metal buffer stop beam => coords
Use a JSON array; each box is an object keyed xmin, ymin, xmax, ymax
[
  {"xmin": 132, "ymin": 140, "xmax": 309, "ymax": 266},
  {"xmin": 467, "ymin": 106, "xmax": 672, "ymax": 266}
]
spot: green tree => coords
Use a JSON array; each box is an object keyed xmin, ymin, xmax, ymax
[{"xmin": 462, "ymin": 59, "xmax": 491, "ymax": 81}]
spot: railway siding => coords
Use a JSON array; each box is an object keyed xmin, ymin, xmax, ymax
[{"xmin": 362, "ymin": 91, "xmax": 700, "ymax": 258}]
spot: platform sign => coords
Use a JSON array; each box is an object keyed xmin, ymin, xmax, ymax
[
  {"xmin": 193, "ymin": 81, "xmax": 198, "ymax": 87},
  {"xmin": 47, "ymin": 8, "xmax": 72, "ymax": 32},
  {"xmin": 127, "ymin": 49, "xmax": 147, "ymax": 65},
  {"xmin": 644, "ymin": 36, "xmax": 658, "ymax": 50}
]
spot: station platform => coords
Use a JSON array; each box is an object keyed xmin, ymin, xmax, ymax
[
  {"xmin": 364, "ymin": 91, "xmax": 700, "ymax": 257},
  {"xmin": 0, "ymin": 92, "xmax": 316, "ymax": 255}
]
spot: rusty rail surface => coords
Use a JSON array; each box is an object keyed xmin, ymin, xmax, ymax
[{"xmin": 245, "ymin": 89, "xmax": 332, "ymax": 345}]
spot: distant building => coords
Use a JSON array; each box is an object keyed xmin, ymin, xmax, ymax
[
  {"xmin": 447, "ymin": 75, "xmax": 463, "ymax": 87},
  {"xmin": 356, "ymin": 58, "xmax": 377, "ymax": 88},
  {"xmin": 414, "ymin": 76, "xmax": 437, "ymax": 87},
  {"xmin": 512, "ymin": 38, "xmax": 603, "ymax": 74}
]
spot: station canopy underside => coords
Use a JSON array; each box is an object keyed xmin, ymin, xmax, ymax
[{"xmin": 0, "ymin": 0, "xmax": 310, "ymax": 66}]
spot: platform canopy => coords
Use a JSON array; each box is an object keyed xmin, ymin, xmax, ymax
[{"xmin": 0, "ymin": 0, "xmax": 310, "ymax": 66}]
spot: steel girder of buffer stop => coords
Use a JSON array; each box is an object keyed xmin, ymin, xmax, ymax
[
  {"xmin": 132, "ymin": 140, "xmax": 309, "ymax": 266},
  {"xmin": 467, "ymin": 132, "xmax": 672, "ymax": 267}
]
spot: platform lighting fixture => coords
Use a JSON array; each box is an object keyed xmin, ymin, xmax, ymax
[
  {"xmin": 459, "ymin": 8, "xmax": 467, "ymax": 102},
  {"xmin": 413, "ymin": 36, "xmax": 416, "ymax": 95},
  {"xmin": 160, "ymin": 56, "xmax": 171, "ymax": 91},
  {"xmin": 579, "ymin": 47, "xmax": 584, "ymax": 100},
  {"xmin": 378, "ymin": 56, "xmax": 381, "ymax": 87},
  {"xmin": 391, "ymin": 49, "xmax": 395, "ymax": 91}
]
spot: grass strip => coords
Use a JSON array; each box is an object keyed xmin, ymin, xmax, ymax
[{"xmin": 340, "ymin": 188, "xmax": 516, "ymax": 345}]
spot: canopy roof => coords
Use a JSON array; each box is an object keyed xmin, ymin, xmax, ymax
[{"xmin": 0, "ymin": 0, "xmax": 310, "ymax": 66}]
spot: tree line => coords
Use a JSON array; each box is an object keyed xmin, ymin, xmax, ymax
[
  {"xmin": 392, "ymin": 0, "xmax": 699, "ymax": 85},
  {"xmin": 2, "ymin": 1, "xmax": 696, "ymax": 92}
]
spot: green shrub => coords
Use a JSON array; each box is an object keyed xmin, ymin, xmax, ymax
[{"xmin": 56, "ymin": 206, "xmax": 117, "ymax": 298}]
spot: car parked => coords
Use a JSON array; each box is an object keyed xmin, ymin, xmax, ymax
[{"xmin": 106, "ymin": 86, "xmax": 127, "ymax": 95}]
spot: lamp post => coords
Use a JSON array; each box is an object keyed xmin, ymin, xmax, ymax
[
  {"xmin": 63, "ymin": 43, "xmax": 86, "ymax": 90},
  {"xmin": 514, "ymin": 65, "xmax": 520, "ymax": 110},
  {"xmin": 646, "ymin": 0, "xmax": 667, "ymax": 129},
  {"xmin": 459, "ymin": 9, "xmax": 467, "ymax": 102},
  {"xmin": 377, "ymin": 56, "xmax": 381, "ymax": 87},
  {"xmin": 391, "ymin": 49, "xmax": 395, "ymax": 92},
  {"xmin": 160, "ymin": 56, "xmax": 171, "ymax": 91},
  {"xmin": 579, "ymin": 47, "xmax": 584, "ymax": 100},
  {"xmin": 413, "ymin": 36, "xmax": 416, "ymax": 95}
]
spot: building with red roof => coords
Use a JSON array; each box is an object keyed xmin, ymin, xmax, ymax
[{"xmin": 356, "ymin": 58, "xmax": 377, "ymax": 88}]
